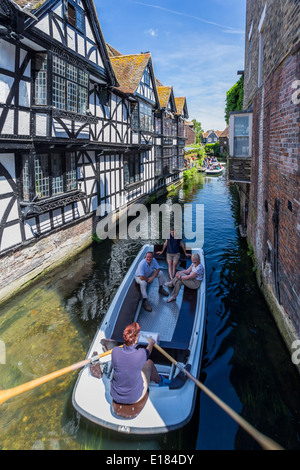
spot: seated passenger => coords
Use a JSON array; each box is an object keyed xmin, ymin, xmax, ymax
[
  {"xmin": 135, "ymin": 251, "xmax": 168, "ymax": 312},
  {"xmin": 165, "ymin": 253, "xmax": 204, "ymax": 303}
]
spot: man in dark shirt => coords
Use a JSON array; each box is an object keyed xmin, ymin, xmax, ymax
[{"xmin": 110, "ymin": 322, "xmax": 161, "ymax": 405}]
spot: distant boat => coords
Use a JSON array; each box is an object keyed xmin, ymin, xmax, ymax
[
  {"xmin": 72, "ymin": 244, "xmax": 207, "ymax": 435},
  {"xmin": 205, "ymin": 163, "xmax": 224, "ymax": 176}
]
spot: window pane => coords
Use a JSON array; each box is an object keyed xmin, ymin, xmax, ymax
[
  {"xmin": 53, "ymin": 56, "xmax": 65, "ymax": 77},
  {"xmin": 131, "ymin": 102, "xmax": 139, "ymax": 129},
  {"xmin": 68, "ymin": 3, "xmax": 76, "ymax": 27},
  {"xmin": 66, "ymin": 152, "xmax": 77, "ymax": 191},
  {"xmin": 78, "ymin": 69, "xmax": 88, "ymax": 87},
  {"xmin": 35, "ymin": 155, "xmax": 49, "ymax": 198},
  {"xmin": 67, "ymin": 81, "xmax": 77, "ymax": 112},
  {"xmin": 35, "ymin": 54, "xmax": 47, "ymax": 106},
  {"xmin": 66, "ymin": 63, "xmax": 77, "ymax": 82},
  {"xmin": 234, "ymin": 116, "xmax": 249, "ymax": 136},
  {"xmin": 52, "ymin": 154, "xmax": 63, "ymax": 195},
  {"xmin": 124, "ymin": 158, "xmax": 129, "ymax": 186},
  {"xmin": 129, "ymin": 160, "xmax": 135, "ymax": 184},
  {"xmin": 53, "ymin": 75, "xmax": 65, "ymax": 109},
  {"xmin": 76, "ymin": 8, "xmax": 84, "ymax": 31},
  {"xmin": 234, "ymin": 136, "xmax": 249, "ymax": 156},
  {"xmin": 78, "ymin": 86, "xmax": 87, "ymax": 114},
  {"xmin": 135, "ymin": 156, "xmax": 140, "ymax": 182},
  {"xmin": 22, "ymin": 154, "xmax": 30, "ymax": 201}
]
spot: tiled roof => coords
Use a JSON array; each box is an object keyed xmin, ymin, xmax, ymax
[
  {"xmin": 220, "ymin": 126, "xmax": 229, "ymax": 138},
  {"xmin": 157, "ymin": 86, "xmax": 172, "ymax": 108},
  {"xmin": 110, "ymin": 53, "xmax": 151, "ymax": 95},
  {"xmin": 175, "ymin": 97, "xmax": 186, "ymax": 116},
  {"xmin": 106, "ymin": 43, "xmax": 123, "ymax": 58}
]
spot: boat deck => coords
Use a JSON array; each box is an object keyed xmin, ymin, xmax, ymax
[
  {"xmin": 110, "ymin": 252, "xmax": 196, "ymax": 364},
  {"xmin": 136, "ymin": 262, "xmax": 184, "ymax": 343}
]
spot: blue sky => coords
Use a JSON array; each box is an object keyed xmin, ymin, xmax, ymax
[{"xmin": 94, "ymin": 0, "xmax": 246, "ymax": 132}]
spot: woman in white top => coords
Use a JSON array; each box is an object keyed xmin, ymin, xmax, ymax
[{"xmin": 166, "ymin": 253, "xmax": 204, "ymax": 303}]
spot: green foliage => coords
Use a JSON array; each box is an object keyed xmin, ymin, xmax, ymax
[
  {"xmin": 225, "ymin": 75, "xmax": 244, "ymax": 124},
  {"xmin": 192, "ymin": 119, "xmax": 204, "ymax": 145},
  {"xmin": 183, "ymin": 166, "xmax": 198, "ymax": 180},
  {"xmin": 205, "ymin": 142, "xmax": 220, "ymax": 156},
  {"xmin": 92, "ymin": 232, "xmax": 102, "ymax": 244}
]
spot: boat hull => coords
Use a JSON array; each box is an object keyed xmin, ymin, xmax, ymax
[{"xmin": 72, "ymin": 245, "xmax": 207, "ymax": 434}]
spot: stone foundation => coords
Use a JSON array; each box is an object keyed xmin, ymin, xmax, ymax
[{"xmin": 0, "ymin": 215, "xmax": 96, "ymax": 305}]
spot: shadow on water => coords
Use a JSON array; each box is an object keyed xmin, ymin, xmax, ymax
[{"xmin": 0, "ymin": 171, "xmax": 299, "ymax": 449}]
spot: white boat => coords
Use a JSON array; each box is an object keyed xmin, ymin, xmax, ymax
[
  {"xmin": 72, "ymin": 244, "xmax": 207, "ymax": 434},
  {"xmin": 205, "ymin": 163, "xmax": 224, "ymax": 175}
]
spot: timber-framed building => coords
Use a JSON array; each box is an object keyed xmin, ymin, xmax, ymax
[{"xmin": 0, "ymin": 0, "xmax": 190, "ymax": 302}]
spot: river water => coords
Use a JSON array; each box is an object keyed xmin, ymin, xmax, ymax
[{"xmin": 0, "ymin": 170, "xmax": 299, "ymax": 450}]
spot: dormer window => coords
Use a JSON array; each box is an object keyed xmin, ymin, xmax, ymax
[{"xmin": 144, "ymin": 68, "xmax": 151, "ymax": 87}]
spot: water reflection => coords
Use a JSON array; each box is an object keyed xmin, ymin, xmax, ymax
[{"xmin": 0, "ymin": 172, "xmax": 299, "ymax": 450}]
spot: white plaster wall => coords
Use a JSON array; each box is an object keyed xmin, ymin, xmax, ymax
[
  {"xmin": 0, "ymin": 40, "xmax": 15, "ymax": 72},
  {"xmin": 1, "ymin": 224, "xmax": 22, "ymax": 251},
  {"xmin": 0, "ymin": 75, "xmax": 14, "ymax": 105}
]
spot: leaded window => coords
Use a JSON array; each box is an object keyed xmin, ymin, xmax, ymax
[
  {"xmin": 140, "ymin": 102, "xmax": 153, "ymax": 132},
  {"xmin": 52, "ymin": 55, "xmax": 88, "ymax": 114},
  {"xmin": 35, "ymin": 154, "xmax": 50, "ymax": 199},
  {"xmin": 124, "ymin": 155, "xmax": 141, "ymax": 186},
  {"xmin": 155, "ymin": 116, "xmax": 162, "ymax": 134},
  {"xmin": 22, "ymin": 153, "xmax": 77, "ymax": 201},
  {"xmin": 34, "ymin": 54, "xmax": 48, "ymax": 106},
  {"xmin": 131, "ymin": 102, "xmax": 139, "ymax": 130}
]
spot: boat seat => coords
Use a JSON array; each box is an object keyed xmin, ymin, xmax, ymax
[
  {"xmin": 111, "ymin": 279, "xmax": 141, "ymax": 343},
  {"xmin": 112, "ymin": 391, "xmax": 149, "ymax": 419}
]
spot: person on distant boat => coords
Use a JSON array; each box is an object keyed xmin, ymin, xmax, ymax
[
  {"xmin": 165, "ymin": 253, "xmax": 204, "ymax": 303},
  {"xmin": 110, "ymin": 322, "xmax": 169, "ymax": 405},
  {"xmin": 135, "ymin": 251, "xmax": 168, "ymax": 312},
  {"xmin": 157, "ymin": 228, "xmax": 191, "ymax": 281}
]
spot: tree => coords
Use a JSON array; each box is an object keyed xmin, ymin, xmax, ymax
[
  {"xmin": 225, "ymin": 75, "xmax": 244, "ymax": 124},
  {"xmin": 192, "ymin": 119, "xmax": 204, "ymax": 145}
]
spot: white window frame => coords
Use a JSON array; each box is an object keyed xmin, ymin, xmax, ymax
[{"xmin": 229, "ymin": 112, "xmax": 253, "ymax": 158}]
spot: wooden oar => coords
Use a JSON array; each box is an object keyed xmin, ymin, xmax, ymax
[
  {"xmin": 0, "ymin": 347, "xmax": 122, "ymax": 406},
  {"xmin": 153, "ymin": 342, "xmax": 284, "ymax": 451}
]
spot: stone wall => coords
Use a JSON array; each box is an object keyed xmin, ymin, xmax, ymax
[{"xmin": 0, "ymin": 215, "xmax": 97, "ymax": 304}]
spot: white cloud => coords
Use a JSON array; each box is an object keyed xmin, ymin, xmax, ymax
[
  {"xmin": 151, "ymin": 37, "xmax": 244, "ymax": 131},
  {"xmin": 132, "ymin": 1, "xmax": 244, "ymax": 34},
  {"xmin": 145, "ymin": 28, "xmax": 158, "ymax": 37}
]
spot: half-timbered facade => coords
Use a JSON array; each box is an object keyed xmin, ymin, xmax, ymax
[
  {"xmin": 154, "ymin": 85, "xmax": 187, "ymax": 188},
  {"xmin": 175, "ymin": 97, "xmax": 188, "ymax": 170},
  {"xmin": 0, "ymin": 0, "xmax": 191, "ymax": 301}
]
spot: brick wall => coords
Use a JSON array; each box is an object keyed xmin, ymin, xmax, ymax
[
  {"xmin": 247, "ymin": 45, "xmax": 300, "ymax": 334},
  {"xmin": 185, "ymin": 124, "xmax": 196, "ymax": 146},
  {"xmin": 244, "ymin": 0, "xmax": 300, "ymax": 108}
]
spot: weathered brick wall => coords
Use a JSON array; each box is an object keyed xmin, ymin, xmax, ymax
[
  {"xmin": 244, "ymin": 0, "xmax": 300, "ymax": 108},
  {"xmin": 248, "ymin": 44, "xmax": 300, "ymax": 333},
  {"xmin": 185, "ymin": 125, "xmax": 196, "ymax": 146}
]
